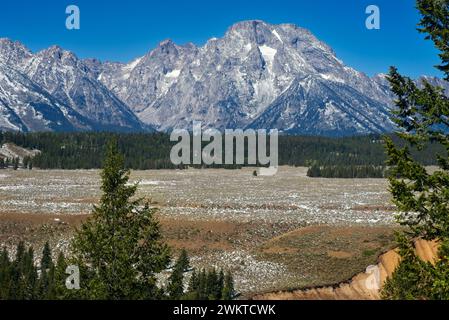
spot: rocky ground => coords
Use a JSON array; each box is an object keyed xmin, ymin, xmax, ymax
[{"xmin": 0, "ymin": 167, "xmax": 398, "ymax": 295}]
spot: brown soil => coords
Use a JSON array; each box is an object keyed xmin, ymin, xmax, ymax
[
  {"xmin": 0, "ymin": 212, "xmax": 296, "ymax": 254},
  {"xmin": 0, "ymin": 211, "xmax": 403, "ymax": 297},
  {"xmin": 252, "ymin": 239, "xmax": 439, "ymax": 300},
  {"xmin": 327, "ymin": 251, "xmax": 353, "ymax": 259}
]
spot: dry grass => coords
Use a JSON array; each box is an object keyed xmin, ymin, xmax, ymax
[
  {"xmin": 256, "ymin": 225, "xmax": 396, "ymax": 293},
  {"xmin": 0, "ymin": 167, "xmax": 399, "ymax": 294}
]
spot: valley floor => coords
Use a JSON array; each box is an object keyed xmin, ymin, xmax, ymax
[{"xmin": 0, "ymin": 167, "xmax": 398, "ymax": 296}]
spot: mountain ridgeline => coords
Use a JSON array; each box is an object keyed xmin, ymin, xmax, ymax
[{"xmin": 1, "ymin": 20, "xmax": 448, "ymax": 136}]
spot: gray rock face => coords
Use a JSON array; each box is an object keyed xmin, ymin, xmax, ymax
[
  {"xmin": 0, "ymin": 39, "xmax": 146, "ymax": 132},
  {"xmin": 1, "ymin": 21, "xmax": 448, "ymax": 135},
  {"xmin": 95, "ymin": 20, "xmax": 406, "ymax": 134},
  {"xmin": 247, "ymin": 75, "xmax": 395, "ymax": 136},
  {"xmin": 0, "ymin": 62, "xmax": 93, "ymax": 132}
]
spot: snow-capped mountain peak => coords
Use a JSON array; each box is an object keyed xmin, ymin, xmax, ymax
[
  {"xmin": 1, "ymin": 20, "xmax": 448, "ymax": 135},
  {"xmin": 93, "ymin": 20, "xmax": 400, "ymax": 134},
  {"xmin": 0, "ymin": 38, "xmax": 32, "ymax": 66},
  {"xmin": 0, "ymin": 39, "xmax": 146, "ymax": 132}
]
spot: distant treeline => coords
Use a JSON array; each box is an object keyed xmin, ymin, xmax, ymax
[
  {"xmin": 0, "ymin": 131, "xmax": 443, "ymax": 170},
  {"xmin": 307, "ymin": 164, "xmax": 386, "ymax": 179},
  {"xmin": 0, "ymin": 131, "xmax": 177, "ymax": 170}
]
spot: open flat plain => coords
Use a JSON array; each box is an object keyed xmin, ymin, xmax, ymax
[{"xmin": 0, "ymin": 167, "xmax": 398, "ymax": 296}]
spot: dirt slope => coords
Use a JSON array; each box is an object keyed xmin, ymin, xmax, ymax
[{"xmin": 252, "ymin": 239, "xmax": 439, "ymax": 300}]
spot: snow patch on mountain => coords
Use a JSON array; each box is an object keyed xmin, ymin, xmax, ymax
[
  {"xmin": 272, "ymin": 29, "xmax": 283, "ymax": 43},
  {"xmin": 166, "ymin": 69, "xmax": 181, "ymax": 78},
  {"xmin": 259, "ymin": 45, "xmax": 277, "ymax": 65}
]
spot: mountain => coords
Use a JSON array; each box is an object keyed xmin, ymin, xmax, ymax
[
  {"xmin": 247, "ymin": 75, "xmax": 394, "ymax": 136},
  {"xmin": 1, "ymin": 21, "xmax": 448, "ymax": 135},
  {"xmin": 0, "ymin": 62, "xmax": 94, "ymax": 132},
  {"xmin": 95, "ymin": 20, "xmax": 401, "ymax": 134},
  {"xmin": 0, "ymin": 38, "xmax": 146, "ymax": 132}
]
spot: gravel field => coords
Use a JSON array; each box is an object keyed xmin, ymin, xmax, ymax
[
  {"xmin": 0, "ymin": 167, "xmax": 395, "ymax": 224},
  {"xmin": 0, "ymin": 167, "xmax": 397, "ymax": 294}
]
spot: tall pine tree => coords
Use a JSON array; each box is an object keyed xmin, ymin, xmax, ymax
[
  {"xmin": 70, "ymin": 139, "xmax": 171, "ymax": 299},
  {"xmin": 383, "ymin": 0, "xmax": 449, "ymax": 299}
]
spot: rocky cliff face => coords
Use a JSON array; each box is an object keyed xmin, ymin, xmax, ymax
[
  {"xmin": 0, "ymin": 38, "xmax": 146, "ymax": 132},
  {"xmin": 98, "ymin": 20, "xmax": 448, "ymax": 135},
  {"xmin": 96, "ymin": 21, "xmax": 398, "ymax": 133},
  {"xmin": 1, "ymin": 21, "xmax": 447, "ymax": 135},
  {"xmin": 0, "ymin": 62, "xmax": 92, "ymax": 132}
]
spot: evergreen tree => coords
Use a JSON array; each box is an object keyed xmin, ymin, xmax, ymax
[
  {"xmin": 217, "ymin": 270, "xmax": 224, "ymax": 300},
  {"xmin": 184, "ymin": 267, "xmax": 231, "ymax": 300},
  {"xmin": 37, "ymin": 242, "xmax": 54, "ymax": 299},
  {"xmin": 198, "ymin": 269, "xmax": 207, "ymax": 300},
  {"xmin": 41, "ymin": 242, "xmax": 52, "ymax": 271},
  {"xmin": 222, "ymin": 272, "xmax": 235, "ymax": 300},
  {"xmin": 187, "ymin": 269, "xmax": 199, "ymax": 299},
  {"xmin": 382, "ymin": 234, "xmax": 434, "ymax": 299},
  {"xmin": 206, "ymin": 268, "xmax": 219, "ymax": 300},
  {"xmin": 53, "ymin": 252, "xmax": 68, "ymax": 299},
  {"xmin": 382, "ymin": 0, "xmax": 449, "ymax": 299},
  {"xmin": 167, "ymin": 263, "xmax": 184, "ymax": 300},
  {"xmin": 167, "ymin": 249, "xmax": 193, "ymax": 299},
  {"xmin": 385, "ymin": 0, "xmax": 449, "ymax": 240},
  {"xmin": 0, "ymin": 243, "xmax": 58, "ymax": 300},
  {"xmin": 0, "ymin": 247, "xmax": 11, "ymax": 299},
  {"xmin": 8, "ymin": 242, "xmax": 24, "ymax": 299},
  {"xmin": 70, "ymin": 139, "xmax": 171, "ymax": 299},
  {"xmin": 177, "ymin": 249, "xmax": 190, "ymax": 272},
  {"xmin": 22, "ymin": 247, "xmax": 37, "ymax": 299}
]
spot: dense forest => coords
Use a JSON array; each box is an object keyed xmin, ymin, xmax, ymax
[
  {"xmin": 307, "ymin": 164, "xmax": 386, "ymax": 178},
  {"xmin": 0, "ymin": 242, "xmax": 68, "ymax": 300},
  {"xmin": 0, "ymin": 131, "xmax": 443, "ymax": 170},
  {"xmin": 0, "ymin": 243, "xmax": 234, "ymax": 300}
]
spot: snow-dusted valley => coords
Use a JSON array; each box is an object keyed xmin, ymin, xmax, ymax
[
  {"xmin": 0, "ymin": 167, "xmax": 397, "ymax": 295},
  {"xmin": 1, "ymin": 20, "xmax": 448, "ymax": 135}
]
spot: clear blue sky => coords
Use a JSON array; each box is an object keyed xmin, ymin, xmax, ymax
[{"xmin": 0, "ymin": 0, "xmax": 442, "ymax": 78}]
